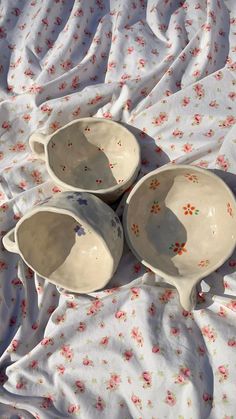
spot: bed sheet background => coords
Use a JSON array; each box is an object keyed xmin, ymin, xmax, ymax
[{"xmin": 0, "ymin": 0, "xmax": 236, "ymax": 417}]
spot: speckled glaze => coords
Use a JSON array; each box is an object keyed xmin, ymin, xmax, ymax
[
  {"xmin": 29, "ymin": 117, "xmax": 141, "ymax": 203},
  {"xmin": 3, "ymin": 192, "xmax": 124, "ymax": 292},
  {"xmin": 123, "ymin": 165, "xmax": 236, "ymax": 311}
]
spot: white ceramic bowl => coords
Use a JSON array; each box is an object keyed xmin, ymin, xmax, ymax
[
  {"xmin": 29, "ymin": 117, "xmax": 141, "ymax": 203},
  {"xmin": 123, "ymin": 165, "xmax": 236, "ymax": 311},
  {"xmin": 3, "ymin": 191, "xmax": 124, "ymax": 293}
]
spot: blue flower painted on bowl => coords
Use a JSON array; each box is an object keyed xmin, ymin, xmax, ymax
[
  {"xmin": 77, "ymin": 198, "xmax": 88, "ymax": 206},
  {"xmin": 67, "ymin": 192, "xmax": 81, "ymax": 200},
  {"xmin": 74, "ymin": 225, "xmax": 86, "ymax": 236}
]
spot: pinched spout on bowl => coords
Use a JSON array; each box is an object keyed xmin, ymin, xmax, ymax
[
  {"xmin": 174, "ymin": 279, "xmax": 197, "ymax": 311},
  {"xmin": 29, "ymin": 132, "xmax": 48, "ymax": 161}
]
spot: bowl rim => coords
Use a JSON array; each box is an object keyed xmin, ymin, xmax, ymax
[
  {"xmin": 123, "ymin": 164, "xmax": 236, "ymax": 283},
  {"xmin": 44, "ymin": 117, "xmax": 141, "ymax": 194}
]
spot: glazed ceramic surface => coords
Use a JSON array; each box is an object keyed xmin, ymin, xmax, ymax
[
  {"xmin": 29, "ymin": 118, "xmax": 141, "ymax": 203},
  {"xmin": 124, "ymin": 165, "xmax": 236, "ymax": 311},
  {"xmin": 3, "ymin": 192, "xmax": 124, "ymax": 292}
]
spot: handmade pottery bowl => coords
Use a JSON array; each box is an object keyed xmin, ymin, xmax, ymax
[
  {"xmin": 3, "ymin": 192, "xmax": 124, "ymax": 292},
  {"xmin": 123, "ymin": 165, "xmax": 236, "ymax": 311},
  {"xmin": 29, "ymin": 117, "xmax": 141, "ymax": 203}
]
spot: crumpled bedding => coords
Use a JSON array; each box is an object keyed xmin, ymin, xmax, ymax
[{"xmin": 0, "ymin": 0, "xmax": 236, "ymax": 418}]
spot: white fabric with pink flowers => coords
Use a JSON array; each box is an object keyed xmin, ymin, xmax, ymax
[{"xmin": 0, "ymin": 0, "xmax": 236, "ymax": 418}]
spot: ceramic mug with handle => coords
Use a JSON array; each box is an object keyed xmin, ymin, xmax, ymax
[
  {"xmin": 3, "ymin": 191, "xmax": 124, "ymax": 292},
  {"xmin": 29, "ymin": 117, "xmax": 141, "ymax": 203}
]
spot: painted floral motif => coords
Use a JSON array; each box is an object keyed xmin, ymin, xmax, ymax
[
  {"xmin": 184, "ymin": 173, "xmax": 199, "ymax": 183},
  {"xmin": 198, "ymin": 260, "xmax": 210, "ymax": 268},
  {"xmin": 74, "ymin": 225, "xmax": 86, "ymax": 236},
  {"xmin": 169, "ymin": 242, "xmax": 187, "ymax": 255},
  {"xmin": 131, "ymin": 223, "xmax": 139, "ymax": 236},
  {"xmin": 165, "ymin": 390, "xmax": 176, "ymax": 406},
  {"xmin": 149, "ymin": 179, "xmax": 160, "ymax": 190},
  {"xmin": 183, "ymin": 203, "xmax": 199, "ymax": 215},
  {"xmin": 217, "ymin": 365, "xmax": 229, "ymax": 383},
  {"xmin": 150, "ymin": 201, "xmax": 161, "ymax": 214},
  {"xmin": 227, "ymin": 202, "xmax": 233, "ymax": 217}
]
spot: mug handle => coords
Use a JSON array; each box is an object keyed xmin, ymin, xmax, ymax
[
  {"xmin": 2, "ymin": 228, "xmax": 19, "ymax": 254},
  {"xmin": 29, "ymin": 132, "xmax": 47, "ymax": 161}
]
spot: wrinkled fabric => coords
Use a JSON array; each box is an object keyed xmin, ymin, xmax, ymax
[{"xmin": 0, "ymin": 0, "xmax": 236, "ymax": 418}]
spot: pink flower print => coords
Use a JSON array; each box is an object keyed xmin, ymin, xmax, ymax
[
  {"xmin": 203, "ymin": 392, "xmax": 213, "ymax": 403},
  {"xmin": 165, "ymin": 390, "xmax": 176, "ymax": 406},
  {"xmin": 47, "ymin": 65, "xmax": 55, "ymax": 75},
  {"xmin": 66, "ymin": 300, "xmax": 78, "ymax": 309},
  {"xmin": 159, "ymin": 289, "xmax": 174, "ymax": 303},
  {"xmin": 28, "ymin": 84, "xmax": 43, "ymax": 94},
  {"xmin": 75, "ymin": 380, "xmax": 85, "ymax": 393},
  {"xmin": 152, "ymin": 112, "xmax": 168, "ymax": 126},
  {"xmin": 24, "ymin": 68, "xmax": 35, "ymax": 78},
  {"xmin": 218, "ymin": 306, "xmax": 226, "ymax": 317},
  {"xmin": 227, "ymin": 300, "xmax": 236, "ymax": 311},
  {"xmin": 131, "ymin": 394, "xmax": 142, "ymax": 410},
  {"xmin": 95, "ymin": 396, "xmax": 106, "ymax": 411},
  {"xmin": 216, "ymin": 155, "xmax": 229, "ymax": 171},
  {"xmin": 193, "ymin": 69, "xmax": 201, "ymax": 78},
  {"xmin": 41, "ymin": 336, "xmax": 54, "ymax": 347},
  {"xmin": 71, "ymin": 76, "xmax": 79, "ymax": 89},
  {"xmin": 0, "ymin": 260, "xmax": 8, "ymax": 271},
  {"xmin": 68, "ymin": 404, "xmax": 80, "ymax": 414},
  {"xmin": 50, "ymin": 121, "xmax": 60, "ymax": 132},
  {"xmin": 219, "ymin": 115, "xmax": 236, "ymax": 128},
  {"xmin": 175, "ymin": 374, "xmax": 186, "ymax": 384},
  {"xmin": 152, "ymin": 345, "xmax": 161, "ymax": 353},
  {"xmin": 169, "ymin": 242, "xmax": 187, "ymax": 256},
  {"xmin": 42, "ymin": 17, "xmax": 49, "ymax": 27},
  {"xmin": 192, "ymin": 113, "xmax": 202, "ymax": 125},
  {"xmin": 56, "ymin": 314, "xmax": 66, "ymax": 324},
  {"xmin": 209, "ymin": 100, "xmax": 219, "ymax": 108},
  {"xmin": 16, "ymin": 378, "xmax": 27, "ymax": 390},
  {"xmin": 89, "ymin": 94, "xmax": 103, "ymax": 105},
  {"xmin": 135, "ymin": 36, "xmax": 145, "ymax": 46},
  {"xmin": 228, "ymin": 338, "xmax": 236, "ymax": 347},
  {"xmin": 198, "ymin": 345, "xmax": 206, "ymax": 356},
  {"xmin": 29, "ymin": 360, "xmax": 38, "ymax": 369},
  {"xmin": 12, "ymin": 339, "xmax": 20, "ymax": 351},
  {"xmin": 182, "ymin": 96, "xmax": 190, "ymax": 106},
  {"xmin": 20, "ymin": 299, "xmax": 27, "ymax": 317},
  {"xmin": 201, "ymin": 325, "xmax": 217, "ymax": 342},
  {"xmin": 218, "ymin": 365, "xmax": 229, "ymax": 382},
  {"xmin": 115, "ymin": 310, "xmax": 127, "ymax": 321},
  {"xmin": 77, "ymin": 321, "xmax": 86, "ymax": 332},
  {"xmin": 123, "ymin": 349, "xmax": 133, "ymax": 361},
  {"xmin": 131, "ymin": 288, "xmax": 140, "ymax": 300},
  {"xmin": 103, "ymin": 111, "xmax": 112, "ymax": 119},
  {"xmin": 131, "ymin": 327, "xmax": 144, "ymax": 347},
  {"xmin": 0, "ymin": 26, "xmax": 6, "ymax": 38},
  {"xmin": 2, "ymin": 121, "xmax": 11, "ymax": 130},
  {"xmin": 190, "ymin": 47, "xmax": 201, "ymax": 56},
  {"xmin": 60, "ymin": 345, "xmax": 73, "ymax": 362},
  {"xmin": 23, "ymin": 114, "xmax": 31, "ymax": 122},
  {"xmin": 148, "ymin": 302, "xmax": 156, "ymax": 316},
  {"xmin": 172, "ymin": 129, "xmax": 183, "ymax": 138},
  {"xmin": 58, "ymin": 81, "xmax": 67, "ymax": 91},
  {"xmin": 83, "ymin": 356, "xmax": 93, "ymax": 366},
  {"xmin": 141, "ymin": 371, "xmax": 152, "ymax": 388},
  {"xmin": 31, "ymin": 170, "xmax": 42, "ymax": 184},
  {"xmin": 228, "ymin": 91, "xmax": 236, "ymax": 101},
  {"xmin": 56, "ymin": 364, "xmax": 65, "ymax": 375},
  {"xmin": 100, "ymin": 336, "xmax": 109, "ymax": 346},
  {"xmin": 106, "ymin": 373, "xmax": 121, "ymax": 390},
  {"xmin": 180, "ymin": 367, "xmax": 191, "ymax": 377},
  {"xmin": 214, "ymin": 71, "xmax": 223, "ymax": 80},
  {"xmin": 0, "ymin": 203, "xmax": 8, "ymax": 212},
  {"xmin": 40, "ymin": 104, "xmax": 52, "ymax": 114},
  {"xmin": 87, "ymin": 299, "xmax": 103, "ymax": 316},
  {"xmin": 194, "ymin": 83, "xmax": 205, "ymax": 98},
  {"xmin": 182, "ymin": 143, "xmax": 193, "ymax": 153},
  {"xmin": 170, "ymin": 327, "xmax": 180, "ymax": 336},
  {"xmin": 204, "ymin": 129, "xmax": 214, "ymax": 137},
  {"xmin": 72, "ymin": 106, "xmax": 81, "ymax": 117},
  {"xmin": 10, "ymin": 142, "xmax": 26, "ymax": 152}
]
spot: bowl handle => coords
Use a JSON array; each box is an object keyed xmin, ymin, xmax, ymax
[
  {"xmin": 176, "ymin": 281, "xmax": 197, "ymax": 311},
  {"xmin": 29, "ymin": 132, "xmax": 47, "ymax": 161},
  {"xmin": 2, "ymin": 228, "xmax": 19, "ymax": 254}
]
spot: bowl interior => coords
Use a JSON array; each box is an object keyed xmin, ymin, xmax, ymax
[
  {"xmin": 47, "ymin": 119, "xmax": 139, "ymax": 190},
  {"xmin": 17, "ymin": 211, "xmax": 113, "ymax": 291},
  {"xmin": 126, "ymin": 167, "xmax": 236, "ymax": 278}
]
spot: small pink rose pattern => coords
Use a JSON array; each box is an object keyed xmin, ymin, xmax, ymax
[{"xmin": 0, "ymin": 0, "xmax": 236, "ymax": 418}]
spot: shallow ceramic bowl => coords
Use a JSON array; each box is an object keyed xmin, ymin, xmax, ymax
[
  {"xmin": 123, "ymin": 165, "xmax": 236, "ymax": 311},
  {"xmin": 3, "ymin": 191, "xmax": 124, "ymax": 293},
  {"xmin": 29, "ymin": 117, "xmax": 141, "ymax": 203}
]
